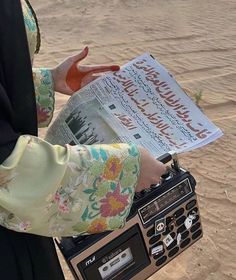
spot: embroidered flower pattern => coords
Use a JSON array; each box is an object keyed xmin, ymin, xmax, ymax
[
  {"xmin": 103, "ymin": 156, "xmax": 123, "ymax": 180},
  {"xmin": 100, "ymin": 184, "xmax": 129, "ymax": 217},
  {"xmin": 37, "ymin": 105, "xmax": 51, "ymax": 124},
  {"xmin": 18, "ymin": 221, "xmax": 31, "ymax": 232},
  {"xmin": 21, "ymin": 0, "xmax": 37, "ymax": 59},
  {"xmin": 46, "ymin": 144, "xmax": 140, "ymax": 235},
  {"xmin": 88, "ymin": 218, "xmax": 107, "ymax": 233},
  {"xmin": 0, "ymin": 134, "xmax": 140, "ymax": 236},
  {"xmin": 33, "ymin": 68, "xmax": 55, "ymax": 127},
  {"xmin": 58, "ymin": 201, "xmax": 70, "ymax": 214},
  {"xmin": 22, "ymin": 0, "xmax": 54, "ymax": 125},
  {"xmin": 0, "ymin": 208, "xmax": 31, "ymax": 233},
  {"xmin": 49, "ymin": 184, "xmax": 81, "ymax": 215}
]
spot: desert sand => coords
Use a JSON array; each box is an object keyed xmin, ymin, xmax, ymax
[{"xmin": 32, "ymin": 0, "xmax": 236, "ymax": 279}]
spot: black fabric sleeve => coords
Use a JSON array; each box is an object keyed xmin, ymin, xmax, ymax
[
  {"xmin": 0, "ymin": 0, "xmax": 37, "ymax": 164},
  {"xmin": 0, "ymin": 2, "xmax": 65, "ymax": 279}
]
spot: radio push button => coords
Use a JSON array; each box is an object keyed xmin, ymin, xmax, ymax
[
  {"xmin": 190, "ymin": 222, "xmax": 201, "ymax": 233},
  {"xmin": 173, "ymin": 207, "xmax": 185, "ymax": 218},
  {"xmin": 149, "ymin": 234, "xmax": 161, "ymax": 245},
  {"xmin": 168, "ymin": 246, "xmax": 179, "ymax": 258},
  {"xmin": 180, "ymin": 237, "xmax": 191, "ymax": 248},
  {"xmin": 150, "ymin": 243, "xmax": 164, "ymax": 257},
  {"xmin": 153, "ymin": 251, "xmax": 165, "ymax": 260},
  {"xmin": 155, "ymin": 255, "xmax": 167, "ymax": 267},
  {"xmin": 177, "ymin": 224, "xmax": 186, "ymax": 234},
  {"xmin": 181, "ymin": 230, "xmax": 189, "ymax": 240},
  {"xmin": 162, "ymin": 226, "xmax": 171, "ymax": 236},
  {"xmin": 147, "ymin": 226, "xmax": 155, "ymax": 237},
  {"xmin": 176, "ymin": 215, "xmax": 186, "ymax": 227},
  {"xmin": 186, "ymin": 199, "xmax": 197, "ymax": 210},
  {"xmin": 192, "ymin": 229, "xmax": 202, "ymax": 240}
]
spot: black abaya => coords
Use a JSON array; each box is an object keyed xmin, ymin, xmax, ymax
[{"xmin": 0, "ymin": 0, "xmax": 65, "ymax": 279}]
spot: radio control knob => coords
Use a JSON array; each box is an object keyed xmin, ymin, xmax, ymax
[
  {"xmin": 161, "ymin": 171, "xmax": 172, "ymax": 181},
  {"xmin": 141, "ymin": 189, "xmax": 147, "ymax": 196},
  {"xmin": 140, "ymin": 188, "xmax": 153, "ymax": 195},
  {"xmin": 134, "ymin": 193, "xmax": 141, "ymax": 200},
  {"xmin": 150, "ymin": 182, "xmax": 160, "ymax": 189}
]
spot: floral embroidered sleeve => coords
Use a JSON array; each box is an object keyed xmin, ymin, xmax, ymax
[
  {"xmin": 33, "ymin": 68, "xmax": 55, "ymax": 128},
  {"xmin": 21, "ymin": 1, "xmax": 55, "ymax": 127},
  {"xmin": 0, "ymin": 136, "xmax": 140, "ymax": 237}
]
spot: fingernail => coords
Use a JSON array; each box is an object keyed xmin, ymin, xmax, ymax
[{"xmin": 111, "ymin": 65, "xmax": 120, "ymax": 71}]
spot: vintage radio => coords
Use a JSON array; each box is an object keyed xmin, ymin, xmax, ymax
[{"xmin": 56, "ymin": 152, "xmax": 203, "ymax": 280}]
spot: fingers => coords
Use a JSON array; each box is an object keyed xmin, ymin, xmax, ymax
[
  {"xmin": 70, "ymin": 46, "xmax": 120, "ymax": 74},
  {"xmin": 69, "ymin": 48, "xmax": 120, "ymax": 75},
  {"xmin": 92, "ymin": 65, "xmax": 120, "ymax": 73},
  {"xmin": 156, "ymin": 161, "xmax": 167, "ymax": 177},
  {"xmin": 135, "ymin": 147, "xmax": 167, "ymax": 192},
  {"xmin": 66, "ymin": 47, "xmax": 120, "ymax": 92},
  {"xmin": 90, "ymin": 65, "xmax": 120, "ymax": 74},
  {"xmin": 135, "ymin": 163, "xmax": 166, "ymax": 192},
  {"xmin": 78, "ymin": 64, "xmax": 120, "ymax": 75},
  {"xmin": 147, "ymin": 162, "xmax": 166, "ymax": 185},
  {"xmin": 70, "ymin": 46, "xmax": 89, "ymax": 64}
]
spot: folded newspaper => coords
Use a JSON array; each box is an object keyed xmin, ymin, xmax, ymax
[{"xmin": 46, "ymin": 53, "xmax": 223, "ymax": 158}]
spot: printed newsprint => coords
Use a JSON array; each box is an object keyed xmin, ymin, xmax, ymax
[{"xmin": 46, "ymin": 53, "xmax": 223, "ymax": 158}]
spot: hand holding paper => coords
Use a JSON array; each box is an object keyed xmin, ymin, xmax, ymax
[
  {"xmin": 51, "ymin": 46, "xmax": 120, "ymax": 95},
  {"xmin": 46, "ymin": 53, "xmax": 223, "ymax": 158}
]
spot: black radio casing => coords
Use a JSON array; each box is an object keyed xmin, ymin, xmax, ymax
[{"xmin": 56, "ymin": 155, "xmax": 203, "ymax": 280}]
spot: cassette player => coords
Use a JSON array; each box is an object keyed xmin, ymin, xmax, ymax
[{"xmin": 56, "ymin": 152, "xmax": 203, "ymax": 280}]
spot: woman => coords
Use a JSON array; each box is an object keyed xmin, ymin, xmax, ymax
[{"xmin": 0, "ymin": 0, "xmax": 166, "ymax": 279}]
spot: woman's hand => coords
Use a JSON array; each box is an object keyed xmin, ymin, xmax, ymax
[
  {"xmin": 51, "ymin": 46, "xmax": 120, "ymax": 95},
  {"xmin": 135, "ymin": 146, "xmax": 166, "ymax": 192}
]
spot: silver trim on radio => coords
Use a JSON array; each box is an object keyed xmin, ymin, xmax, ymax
[{"xmin": 138, "ymin": 178, "xmax": 193, "ymax": 225}]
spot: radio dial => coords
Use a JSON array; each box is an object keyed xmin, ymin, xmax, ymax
[{"xmin": 160, "ymin": 171, "xmax": 172, "ymax": 181}]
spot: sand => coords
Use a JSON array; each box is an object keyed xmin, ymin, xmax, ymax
[{"xmin": 32, "ymin": 0, "xmax": 236, "ymax": 279}]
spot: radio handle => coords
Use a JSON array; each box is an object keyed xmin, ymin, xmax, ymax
[{"xmin": 157, "ymin": 151, "xmax": 180, "ymax": 171}]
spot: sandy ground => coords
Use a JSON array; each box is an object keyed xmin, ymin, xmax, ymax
[{"xmin": 32, "ymin": 0, "xmax": 236, "ymax": 279}]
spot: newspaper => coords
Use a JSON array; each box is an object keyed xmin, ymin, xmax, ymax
[{"xmin": 46, "ymin": 53, "xmax": 223, "ymax": 158}]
